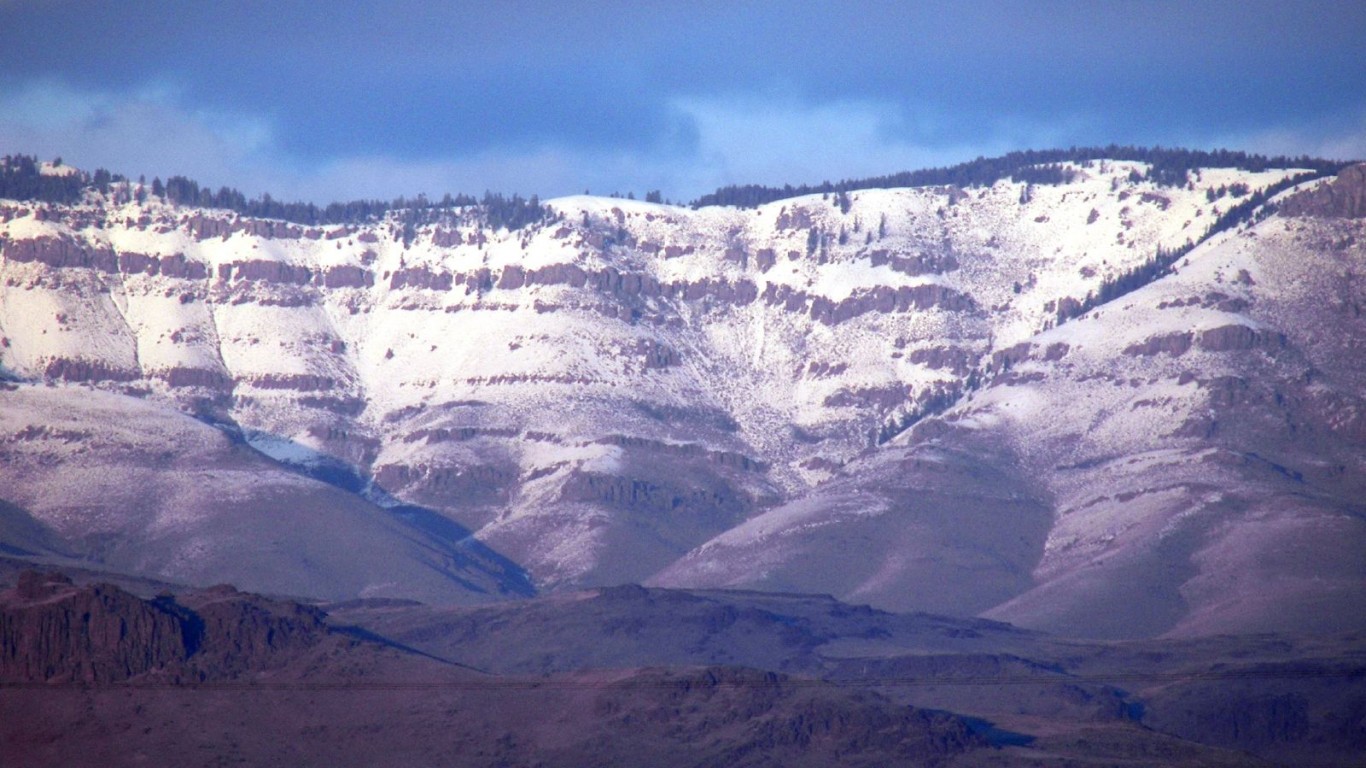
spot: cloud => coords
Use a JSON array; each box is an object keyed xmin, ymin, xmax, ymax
[
  {"xmin": 0, "ymin": 80, "xmax": 276, "ymax": 190},
  {"xmin": 1219, "ymin": 112, "xmax": 1366, "ymax": 163},
  {"xmin": 668, "ymin": 96, "xmax": 1096, "ymax": 193},
  {"xmin": 674, "ymin": 97, "xmax": 937, "ymax": 188},
  {"xmin": 3, "ymin": 79, "xmax": 1360, "ymax": 211},
  {"xmin": 0, "ymin": 80, "xmax": 687, "ymax": 202},
  {"xmin": 293, "ymin": 151, "xmax": 619, "ymax": 202},
  {"xmin": 3, "ymin": 2, "xmax": 1364, "ymax": 206},
  {"xmin": 0, "ymin": 82, "xmax": 1103, "ymax": 204},
  {"xmin": 301, "ymin": 97, "xmax": 1084, "ymax": 203}
]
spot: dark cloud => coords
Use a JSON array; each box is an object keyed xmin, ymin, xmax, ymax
[{"xmin": 1, "ymin": 0, "xmax": 1363, "ymax": 199}]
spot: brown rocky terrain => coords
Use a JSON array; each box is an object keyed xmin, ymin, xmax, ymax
[
  {"xmin": 1280, "ymin": 163, "xmax": 1366, "ymax": 218},
  {"xmin": 4, "ymin": 570, "xmax": 1363, "ymax": 766},
  {"xmin": 0, "ymin": 571, "xmax": 340, "ymax": 684},
  {"xmin": 1, "ymin": 571, "xmax": 991, "ymax": 768}
]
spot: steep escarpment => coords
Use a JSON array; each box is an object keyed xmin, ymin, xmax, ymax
[
  {"xmin": 0, "ymin": 571, "xmax": 187, "ymax": 683},
  {"xmin": 661, "ymin": 198, "xmax": 1366, "ymax": 638},
  {"xmin": 7, "ymin": 567, "xmax": 1360, "ymax": 768},
  {"xmin": 1280, "ymin": 163, "xmax": 1366, "ymax": 219},
  {"xmin": 1, "ymin": 571, "xmax": 995, "ymax": 768},
  {"xmin": 1, "ymin": 158, "xmax": 1363, "ymax": 638},
  {"xmin": 0, "ymin": 571, "xmax": 330, "ymax": 683}
]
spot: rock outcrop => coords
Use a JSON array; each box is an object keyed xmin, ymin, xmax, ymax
[
  {"xmin": 1281, "ymin": 163, "xmax": 1366, "ymax": 218},
  {"xmin": 0, "ymin": 572, "xmax": 187, "ymax": 683},
  {"xmin": 0, "ymin": 571, "xmax": 330, "ymax": 683},
  {"xmin": 1, "ymin": 159, "xmax": 1363, "ymax": 637}
]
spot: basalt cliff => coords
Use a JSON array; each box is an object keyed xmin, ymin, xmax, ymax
[{"xmin": 1, "ymin": 157, "xmax": 1363, "ymax": 639}]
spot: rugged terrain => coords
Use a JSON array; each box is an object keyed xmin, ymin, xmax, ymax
[
  {"xmin": 3, "ymin": 569, "xmax": 1362, "ymax": 767},
  {"xmin": 0, "ymin": 571, "xmax": 989, "ymax": 768},
  {"xmin": 1, "ymin": 156, "xmax": 1363, "ymax": 639}
]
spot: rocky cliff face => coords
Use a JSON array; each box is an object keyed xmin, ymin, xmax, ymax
[
  {"xmin": 6, "ymin": 568, "xmax": 1359, "ymax": 768},
  {"xmin": 0, "ymin": 572, "xmax": 187, "ymax": 683},
  {"xmin": 1, "ymin": 570, "xmax": 1000, "ymax": 768},
  {"xmin": 1280, "ymin": 164, "xmax": 1366, "ymax": 218},
  {"xmin": 656, "ymin": 191, "xmax": 1366, "ymax": 638},
  {"xmin": 0, "ymin": 571, "xmax": 331, "ymax": 683},
  {"xmin": 1, "ymin": 160, "xmax": 1363, "ymax": 637}
]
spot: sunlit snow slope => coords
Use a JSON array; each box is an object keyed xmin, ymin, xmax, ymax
[{"xmin": 2, "ymin": 159, "xmax": 1362, "ymax": 635}]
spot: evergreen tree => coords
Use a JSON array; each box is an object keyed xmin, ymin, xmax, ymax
[{"xmin": 690, "ymin": 146, "xmax": 1345, "ymax": 209}]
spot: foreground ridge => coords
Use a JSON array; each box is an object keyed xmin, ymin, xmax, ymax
[{"xmin": 4, "ymin": 570, "xmax": 1363, "ymax": 767}]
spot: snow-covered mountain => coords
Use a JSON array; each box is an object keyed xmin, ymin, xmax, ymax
[{"xmin": 1, "ymin": 157, "xmax": 1362, "ymax": 636}]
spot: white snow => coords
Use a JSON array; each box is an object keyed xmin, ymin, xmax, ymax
[{"xmin": 0, "ymin": 157, "xmax": 1327, "ymax": 585}]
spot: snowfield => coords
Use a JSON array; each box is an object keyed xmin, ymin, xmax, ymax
[{"xmin": 1, "ymin": 158, "xmax": 1362, "ymax": 637}]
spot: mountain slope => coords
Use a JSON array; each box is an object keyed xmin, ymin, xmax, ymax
[
  {"xmin": 655, "ymin": 173, "xmax": 1366, "ymax": 637},
  {"xmin": 8, "ymin": 570, "xmax": 1362, "ymax": 767},
  {"xmin": 1, "ymin": 572, "xmax": 988, "ymax": 768},
  {"xmin": 0, "ymin": 385, "xmax": 530, "ymax": 603},
  {"xmin": 1, "ymin": 156, "xmax": 1361, "ymax": 635}
]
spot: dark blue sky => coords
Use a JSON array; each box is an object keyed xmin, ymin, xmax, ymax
[{"xmin": 2, "ymin": 1, "xmax": 1363, "ymax": 202}]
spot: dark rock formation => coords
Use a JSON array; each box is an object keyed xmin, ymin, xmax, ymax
[
  {"xmin": 823, "ymin": 384, "xmax": 908, "ymax": 410},
  {"xmin": 389, "ymin": 266, "xmax": 454, "ymax": 290},
  {"xmin": 0, "ymin": 572, "xmax": 187, "ymax": 683},
  {"xmin": 248, "ymin": 373, "xmax": 338, "ymax": 391},
  {"xmin": 558, "ymin": 471, "xmax": 750, "ymax": 521},
  {"xmin": 1281, "ymin": 164, "xmax": 1366, "ymax": 218},
  {"xmin": 1141, "ymin": 661, "xmax": 1366, "ymax": 766},
  {"xmin": 908, "ymin": 346, "xmax": 976, "ymax": 376},
  {"xmin": 174, "ymin": 584, "xmax": 328, "ymax": 679},
  {"xmin": 157, "ymin": 366, "xmax": 232, "ymax": 389},
  {"xmin": 373, "ymin": 462, "xmax": 517, "ymax": 507},
  {"xmin": 991, "ymin": 342, "xmax": 1034, "ymax": 370},
  {"xmin": 218, "ymin": 260, "xmax": 313, "ymax": 285},
  {"xmin": 866, "ymin": 248, "xmax": 960, "ymax": 275},
  {"xmin": 296, "ymin": 394, "xmax": 366, "ymax": 415},
  {"xmin": 2, "ymin": 236, "xmax": 117, "ymax": 272},
  {"xmin": 43, "ymin": 357, "xmax": 140, "ymax": 383},
  {"xmin": 588, "ymin": 666, "xmax": 985, "ymax": 765},
  {"xmin": 405, "ymin": 426, "xmax": 521, "ymax": 445},
  {"xmin": 765, "ymin": 281, "xmax": 974, "ymax": 326},
  {"xmin": 1198, "ymin": 323, "xmax": 1286, "ymax": 353},
  {"xmin": 0, "ymin": 572, "xmax": 332, "ymax": 684},
  {"xmin": 593, "ymin": 435, "xmax": 766, "ymax": 472},
  {"xmin": 322, "ymin": 265, "xmax": 374, "ymax": 289},
  {"xmin": 1124, "ymin": 331, "xmax": 1194, "ymax": 357},
  {"xmin": 635, "ymin": 338, "xmax": 682, "ymax": 368}
]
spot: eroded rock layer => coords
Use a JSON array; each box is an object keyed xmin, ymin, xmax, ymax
[{"xmin": 2, "ymin": 161, "xmax": 1363, "ymax": 636}]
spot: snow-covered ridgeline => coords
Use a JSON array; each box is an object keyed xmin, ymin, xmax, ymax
[{"xmin": 0, "ymin": 161, "xmax": 1318, "ymax": 586}]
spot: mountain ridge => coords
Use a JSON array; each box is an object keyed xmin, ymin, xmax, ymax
[
  {"xmin": 5, "ymin": 567, "xmax": 1362, "ymax": 767},
  {"xmin": 1, "ymin": 152, "xmax": 1362, "ymax": 638}
]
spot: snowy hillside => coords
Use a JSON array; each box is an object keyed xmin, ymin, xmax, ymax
[{"xmin": 1, "ymin": 157, "xmax": 1362, "ymax": 636}]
